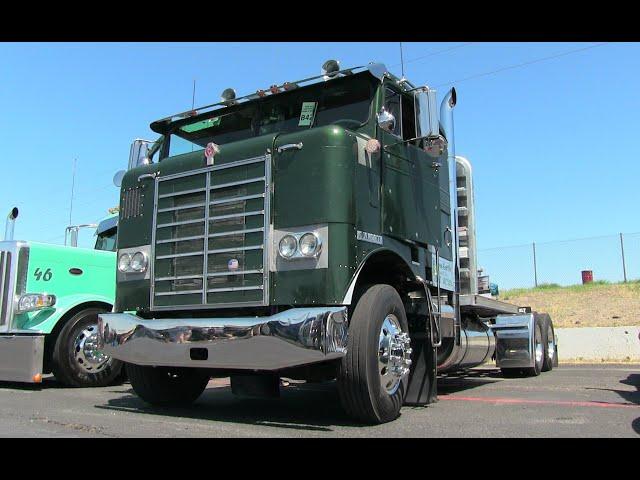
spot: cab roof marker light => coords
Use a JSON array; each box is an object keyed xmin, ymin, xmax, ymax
[
  {"xmin": 221, "ymin": 88, "xmax": 237, "ymax": 106},
  {"xmin": 151, "ymin": 63, "xmax": 390, "ymax": 133}
]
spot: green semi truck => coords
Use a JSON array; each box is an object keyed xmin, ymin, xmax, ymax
[
  {"xmin": 99, "ymin": 61, "xmax": 558, "ymax": 424},
  {"xmin": 0, "ymin": 211, "xmax": 123, "ymax": 386}
]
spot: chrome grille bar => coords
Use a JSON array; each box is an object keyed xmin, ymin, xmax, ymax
[
  {"xmin": 208, "ymin": 227, "xmax": 264, "ymax": 238},
  {"xmin": 207, "ymin": 285, "xmax": 264, "ymax": 293}
]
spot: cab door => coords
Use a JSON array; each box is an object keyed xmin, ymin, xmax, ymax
[{"xmin": 381, "ymin": 87, "xmax": 442, "ymax": 248}]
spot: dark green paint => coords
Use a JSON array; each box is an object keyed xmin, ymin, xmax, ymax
[{"xmin": 115, "ymin": 72, "xmax": 451, "ymax": 314}]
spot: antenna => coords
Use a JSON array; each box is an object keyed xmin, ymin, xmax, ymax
[
  {"xmin": 399, "ymin": 42, "xmax": 405, "ymax": 79},
  {"xmin": 68, "ymin": 158, "xmax": 77, "ymax": 226}
]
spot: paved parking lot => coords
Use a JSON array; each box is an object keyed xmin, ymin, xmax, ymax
[{"xmin": 0, "ymin": 364, "xmax": 638, "ymax": 437}]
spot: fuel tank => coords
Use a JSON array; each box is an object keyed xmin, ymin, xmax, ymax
[{"xmin": 437, "ymin": 318, "xmax": 496, "ymax": 373}]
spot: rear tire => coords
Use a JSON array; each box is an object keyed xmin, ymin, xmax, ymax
[
  {"xmin": 126, "ymin": 363, "xmax": 210, "ymax": 407},
  {"xmin": 500, "ymin": 313, "xmax": 544, "ymax": 378},
  {"xmin": 540, "ymin": 313, "xmax": 557, "ymax": 372},
  {"xmin": 337, "ymin": 284, "xmax": 412, "ymax": 424},
  {"xmin": 51, "ymin": 307, "xmax": 123, "ymax": 387}
]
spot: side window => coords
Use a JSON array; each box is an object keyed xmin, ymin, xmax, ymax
[
  {"xmin": 401, "ymin": 93, "xmax": 416, "ymax": 140},
  {"xmin": 384, "ymin": 87, "xmax": 402, "ymax": 137}
]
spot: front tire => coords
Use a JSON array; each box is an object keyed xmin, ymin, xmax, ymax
[
  {"xmin": 337, "ymin": 284, "xmax": 412, "ymax": 424},
  {"xmin": 126, "ymin": 364, "xmax": 210, "ymax": 407},
  {"xmin": 51, "ymin": 307, "xmax": 123, "ymax": 387}
]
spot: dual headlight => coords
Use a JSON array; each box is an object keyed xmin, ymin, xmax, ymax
[
  {"xmin": 118, "ymin": 250, "xmax": 148, "ymax": 273},
  {"xmin": 278, "ymin": 232, "xmax": 322, "ymax": 259}
]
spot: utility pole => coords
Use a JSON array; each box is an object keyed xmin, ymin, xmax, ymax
[
  {"xmin": 532, "ymin": 242, "xmax": 538, "ymax": 287},
  {"xmin": 620, "ymin": 233, "xmax": 627, "ymax": 283}
]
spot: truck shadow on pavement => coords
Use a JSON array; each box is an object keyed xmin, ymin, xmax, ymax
[
  {"xmin": 95, "ymin": 370, "xmax": 504, "ymax": 432},
  {"xmin": 97, "ymin": 381, "xmax": 361, "ymax": 432},
  {"xmin": 585, "ymin": 373, "xmax": 640, "ymax": 435},
  {"xmin": 0, "ymin": 376, "xmax": 71, "ymax": 390}
]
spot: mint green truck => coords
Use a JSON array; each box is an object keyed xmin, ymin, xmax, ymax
[{"xmin": 0, "ymin": 211, "xmax": 123, "ymax": 386}]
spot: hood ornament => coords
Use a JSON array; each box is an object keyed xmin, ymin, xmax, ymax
[{"xmin": 204, "ymin": 142, "xmax": 220, "ymax": 166}]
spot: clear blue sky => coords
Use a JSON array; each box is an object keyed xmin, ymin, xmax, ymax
[{"xmin": 1, "ymin": 42, "xmax": 638, "ymax": 287}]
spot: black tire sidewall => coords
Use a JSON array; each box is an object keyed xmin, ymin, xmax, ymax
[
  {"xmin": 531, "ymin": 319, "xmax": 543, "ymax": 375},
  {"xmin": 540, "ymin": 313, "xmax": 556, "ymax": 372},
  {"xmin": 126, "ymin": 363, "xmax": 210, "ymax": 406},
  {"xmin": 53, "ymin": 308, "xmax": 122, "ymax": 387},
  {"xmin": 356, "ymin": 285, "xmax": 409, "ymax": 422}
]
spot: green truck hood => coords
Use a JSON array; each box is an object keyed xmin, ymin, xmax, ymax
[{"xmin": 16, "ymin": 242, "xmax": 115, "ymax": 333}]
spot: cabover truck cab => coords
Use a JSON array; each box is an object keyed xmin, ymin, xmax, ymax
[
  {"xmin": 0, "ymin": 212, "xmax": 123, "ymax": 386},
  {"xmin": 99, "ymin": 61, "xmax": 558, "ymax": 423}
]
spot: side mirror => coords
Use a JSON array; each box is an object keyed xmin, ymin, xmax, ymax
[
  {"xmin": 128, "ymin": 139, "xmax": 153, "ymax": 170},
  {"xmin": 415, "ymin": 87, "xmax": 440, "ymax": 138},
  {"xmin": 377, "ymin": 107, "xmax": 396, "ymax": 133},
  {"xmin": 113, "ymin": 170, "xmax": 126, "ymax": 188}
]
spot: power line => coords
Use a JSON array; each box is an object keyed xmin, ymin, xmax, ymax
[
  {"xmin": 435, "ymin": 42, "xmax": 610, "ymax": 88},
  {"xmin": 389, "ymin": 42, "xmax": 474, "ymax": 69},
  {"xmin": 479, "ymin": 230, "xmax": 640, "ymax": 252}
]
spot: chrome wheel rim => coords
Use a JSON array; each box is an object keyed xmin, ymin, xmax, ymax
[
  {"xmin": 74, "ymin": 324, "xmax": 110, "ymax": 373},
  {"xmin": 547, "ymin": 325, "xmax": 555, "ymax": 362},
  {"xmin": 534, "ymin": 325, "xmax": 543, "ymax": 365},
  {"xmin": 378, "ymin": 314, "xmax": 412, "ymax": 395}
]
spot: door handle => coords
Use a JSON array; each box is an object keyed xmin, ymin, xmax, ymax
[
  {"xmin": 431, "ymin": 161, "xmax": 442, "ymax": 170},
  {"xmin": 277, "ymin": 142, "xmax": 303, "ymax": 153},
  {"xmin": 138, "ymin": 172, "xmax": 158, "ymax": 182}
]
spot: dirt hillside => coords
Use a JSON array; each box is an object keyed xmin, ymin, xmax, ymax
[{"xmin": 497, "ymin": 281, "xmax": 640, "ymax": 328}]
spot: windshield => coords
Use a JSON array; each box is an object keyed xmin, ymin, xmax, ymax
[
  {"xmin": 95, "ymin": 227, "xmax": 117, "ymax": 252},
  {"xmin": 168, "ymin": 74, "xmax": 374, "ymax": 156}
]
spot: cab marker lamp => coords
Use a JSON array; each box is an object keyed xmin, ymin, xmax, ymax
[
  {"xmin": 365, "ymin": 138, "xmax": 381, "ymax": 154},
  {"xmin": 16, "ymin": 293, "xmax": 56, "ymax": 314}
]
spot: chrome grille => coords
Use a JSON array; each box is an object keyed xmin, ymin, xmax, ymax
[
  {"xmin": 0, "ymin": 250, "xmax": 11, "ymax": 326},
  {"xmin": 151, "ymin": 154, "xmax": 271, "ymax": 310}
]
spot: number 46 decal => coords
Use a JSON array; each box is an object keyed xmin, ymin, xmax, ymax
[{"xmin": 34, "ymin": 268, "xmax": 52, "ymax": 281}]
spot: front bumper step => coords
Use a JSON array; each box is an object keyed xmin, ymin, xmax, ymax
[
  {"xmin": 98, "ymin": 307, "xmax": 348, "ymax": 371},
  {"xmin": 0, "ymin": 335, "xmax": 44, "ymax": 383}
]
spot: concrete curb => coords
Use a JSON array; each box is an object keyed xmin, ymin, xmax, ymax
[{"xmin": 556, "ymin": 326, "xmax": 640, "ymax": 362}]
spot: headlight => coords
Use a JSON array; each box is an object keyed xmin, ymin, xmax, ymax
[
  {"xmin": 117, "ymin": 253, "xmax": 132, "ymax": 272},
  {"xmin": 118, "ymin": 250, "xmax": 148, "ymax": 273},
  {"xmin": 16, "ymin": 293, "xmax": 56, "ymax": 314},
  {"xmin": 278, "ymin": 235, "xmax": 298, "ymax": 259},
  {"xmin": 299, "ymin": 233, "xmax": 321, "ymax": 257},
  {"xmin": 130, "ymin": 251, "xmax": 148, "ymax": 272}
]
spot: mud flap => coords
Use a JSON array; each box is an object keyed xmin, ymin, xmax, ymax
[{"xmin": 404, "ymin": 333, "xmax": 437, "ymax": 405}]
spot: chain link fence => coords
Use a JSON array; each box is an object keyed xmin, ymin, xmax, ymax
[{"xmin": 477, "ymin": 232, "xmax": 640, "ymax": 290}]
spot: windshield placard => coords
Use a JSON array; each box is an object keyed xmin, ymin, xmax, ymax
[{"xmin": 298, "ymin": 102, "xmax": 317, "ymax": 127}]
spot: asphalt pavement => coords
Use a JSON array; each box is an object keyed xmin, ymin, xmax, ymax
[{"xmin": 0, "ymin": 364, "xmax": 637, "ymax": 437}]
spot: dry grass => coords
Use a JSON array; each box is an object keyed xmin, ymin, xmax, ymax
[{"xmin": 497, "ymin": 280, "xmax": 640, "ymax": 328}]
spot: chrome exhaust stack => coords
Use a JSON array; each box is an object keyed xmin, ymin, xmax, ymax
[{"xmin": 4, "ymin": 207, "xmax": 18, "ymax": 241}]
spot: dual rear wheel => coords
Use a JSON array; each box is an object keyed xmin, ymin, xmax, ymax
[{"xmin": 500, "ymin": 312, "xmax": 557, "ymax": 378}]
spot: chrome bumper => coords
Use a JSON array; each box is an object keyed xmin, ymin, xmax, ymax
[{"xmin": 97, "ymin": 307, "xmax": 348, "ymax": 371}]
